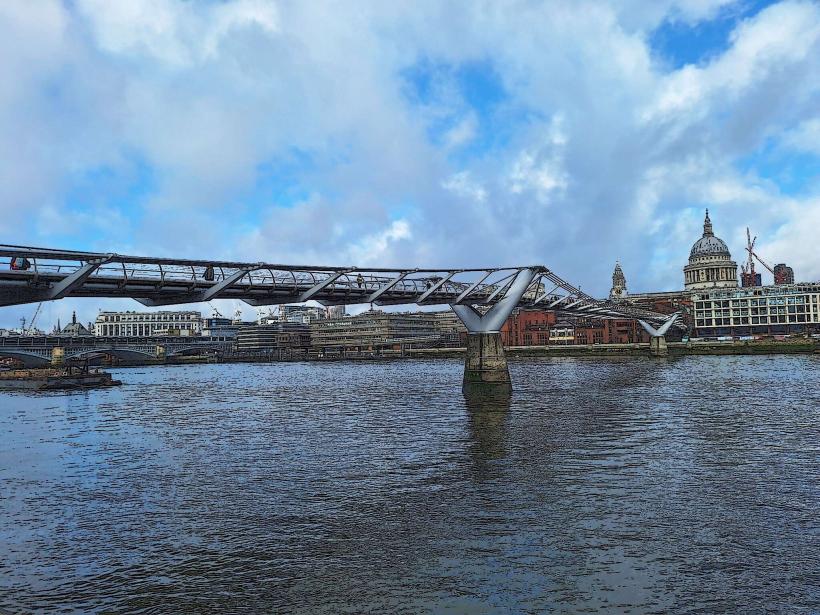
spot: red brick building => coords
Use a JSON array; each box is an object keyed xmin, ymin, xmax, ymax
[
  {"xmin": 501, "ymin": 309, "xmax": 556, "ymax": 346},
  {"xmin": 573, "ymin": 318, "xmax": 650, "ymax": 345},
  {"xmin": 501, "ymin": 308, "xmax": 653, "ymax": 346}
]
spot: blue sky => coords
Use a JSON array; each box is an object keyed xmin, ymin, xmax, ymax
[
  {"xmin": 1, "ymin": 0, "xmax": 820, "ymax": 329},
  {"xmin": 650, "ymin": 0, "xmax": 778, "ymax": 66}
]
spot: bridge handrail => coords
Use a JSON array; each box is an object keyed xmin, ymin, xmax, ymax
[{"xmin": 0, "ymin": 244, "xmax": 683, "ymax": 328}]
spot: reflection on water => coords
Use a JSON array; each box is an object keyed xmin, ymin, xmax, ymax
[
  {"xmin": 1, "ymin": 356, "xmax": 818, "ymax": 613},
  {"xmin": 465, "ymin": 388, "xmax": 511, "ymax": 471}
]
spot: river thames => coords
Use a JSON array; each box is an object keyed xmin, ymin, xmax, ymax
[{"xmin": 1, "ymin": 356, "xmax": 818, "ymax": 613}]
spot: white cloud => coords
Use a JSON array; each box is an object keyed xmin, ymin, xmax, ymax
[
  {"xmin": 643, "ymin": 1, "xmax": 820, "ymax": 121},
  {"xmin": 781, "ymin": 118, "xmax": 820, "ymax": 155},
  {"xmin": 614, "ymin": 0, "xmax": 739, "ymax": 30},
  {"xmin": 507, "ymin": 151, "xmax": 568, "ymax": 202},
  {"xmin": 506, "ymin": 116, "xmax": 568, "ymax": 204},
  {"xmin": 75, "ymin": 0, "xmax": 280, "ymax": 66},
  {"xmin": 756, "ymin": 196, "xmax": 820, "ymax": 282},
  {"xmin": 443, "ymin": 113, "xmax": 478, "ymax": 150},
  {"xmin": 442, "ymin": 171, "xmax": 486, "ymax": 203},
  {"xmin": 2, "ymin": 0, "xmax": 820, "ymax": 327},
  {"xmin": 348, "ymin": 220, "xmax": 412, "ymax": 266}
]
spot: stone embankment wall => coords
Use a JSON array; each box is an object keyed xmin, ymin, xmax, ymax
[{"xmin": 402, "ymin": 340, "xmax": 820, "ymax": 358}]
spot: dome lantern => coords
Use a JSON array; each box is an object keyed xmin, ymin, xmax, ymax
[{"xmin": 703, "ymin": 209, "xmax": 713, "ymax": 236}]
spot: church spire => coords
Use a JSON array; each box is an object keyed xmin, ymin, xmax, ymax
[{"xmin": 703, "ymin": 209, "xmax": 714, "ymax": 237}]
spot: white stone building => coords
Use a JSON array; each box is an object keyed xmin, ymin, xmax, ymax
[{"xmin": 94, "ymin": 311, "xmax": 202, "ymax": 337}]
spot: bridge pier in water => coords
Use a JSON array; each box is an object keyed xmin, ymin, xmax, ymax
[
  {"xmin": 649, "ymin": 335, "xmax": 668, "ymax": 356},
  {"xmin": 452, "ymin": 269, "xmax": 537, "ymax": 395},
  {"xmin": 463, "ymin": 332, "xmax": 511, "ymax": 392}
]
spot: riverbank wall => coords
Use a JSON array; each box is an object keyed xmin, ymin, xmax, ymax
[{"xmin": 39, "ymin": 339, "xmax": 820, "ymax": 370}]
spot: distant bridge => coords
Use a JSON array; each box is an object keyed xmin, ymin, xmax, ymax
[
  {"xmin": 0, "ymin": 335, "xmax": 232, "ymax": 368},
  {"xmin": 0, "ymin": 244, "xmax": 683, "ymax": 390}
]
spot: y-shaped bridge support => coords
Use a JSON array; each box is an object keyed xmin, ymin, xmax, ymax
[
  {"xmin": 451, "ymin": 269, "xmax": 537, "ymax": 393},
  {"xmin": 639, "ymin": 313, "xmax": 680, "ymax": 357}
]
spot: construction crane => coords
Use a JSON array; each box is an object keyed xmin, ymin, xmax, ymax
[
  {"xmin": 740, "ymin": 228, "xmax": 758, "ymax": 286},
  {"xmin": 208, "ymin": 302, "xmax": 223, "ymax": 319},
  {"xmin": 18, "ymin": 302, "xmax": 43, "ymax": 335},
  {"xmin": 742, "ymin": 227, "xmax": 780, "ymax": 287},
  {"xmin": 744, "ymin": 227, "xmax": 776, "ymax": 278}
]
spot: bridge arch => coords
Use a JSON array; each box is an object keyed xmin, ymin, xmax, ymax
[
  {"xmin": 67, "ymin": 348, "xmax": 157, "ymax": 362},
  {"xmin": 0, "ymin": 350, "xmax": 51, "ymax": 368},
  {"xmin": 165, "ymin": 344, "xmax": 224, "ymax": 357}
]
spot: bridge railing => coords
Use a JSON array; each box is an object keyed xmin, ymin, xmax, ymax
[{"xmin": 0, "ymin": 244, "xmax": 682, "ymax": 328}]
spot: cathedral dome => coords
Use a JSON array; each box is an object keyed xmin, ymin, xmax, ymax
[
  {"xmin": 683, "ymin": 210, "xmax": 738, "ymax": 291},
  {"xmin": 688, "ymin": 209, "xmax": 731, "ymax": 261},
  {"xmin": 689, "ymin": 235, "xmax": 731, "ymax": 259}
]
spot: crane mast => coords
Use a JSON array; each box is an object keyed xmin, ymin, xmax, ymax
[
  {"xmin": 22, "ymin": 302, "xmax": 43, "ymax": 335},
  {"xmin": 742, "ymin": 227, "xmax": 776, "ymax": 286}
]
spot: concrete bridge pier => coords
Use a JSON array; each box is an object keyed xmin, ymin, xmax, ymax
[
  {"xmin": 649, "ymin": 335, "xmax": 668, "ymax": 357},
  {"xmin": 51, "ymin": 347, "xmax": 65, "ymax": 366},
  {"xmin": 463, "ymin": 332, "xmax": 511, "ymax": 390},
  {"xmin": 452, "ymin": 269, "xmax": 537, "ymax": 394}
]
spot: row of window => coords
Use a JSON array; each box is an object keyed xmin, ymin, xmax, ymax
[
  {"xmin": 697, "ymin": 296, "xmax": 818, "ymax": 308},
  {"xmin": 95, "ymin": 323, "xmax": 200, "ymax": 335},
  {"xmin": 696, "ymin": 306, "xmax": 818, "ymax": 317},
  {"xmin": 696, "ymin": 314, "xmax": 811, "ymax": 326},
  {"xmin": 96, "ymin": 313, "xmax": 200, "ymax": 323}
]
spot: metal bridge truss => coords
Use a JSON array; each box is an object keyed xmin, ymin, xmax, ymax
[{"xmin": 0, "ymin": 245, "xmax": 681, "ymax": 329}]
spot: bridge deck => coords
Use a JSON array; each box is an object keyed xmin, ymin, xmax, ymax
[{"xmin": 0, "ymin": 244, "xmax": 681, "ymax": 326}]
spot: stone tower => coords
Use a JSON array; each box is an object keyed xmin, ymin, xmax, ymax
[{"xmin": 609, "ymin": 262, "xmax": 628, "ymax": 301}]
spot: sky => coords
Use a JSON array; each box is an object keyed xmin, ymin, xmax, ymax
[{"xmin": 2, "ymin": 0, "xmax": 820, "ymax": 329}]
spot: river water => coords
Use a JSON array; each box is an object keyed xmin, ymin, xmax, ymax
[{"xmin": 0, "ymin": 356, "xmax": 818, "ymax": 613}]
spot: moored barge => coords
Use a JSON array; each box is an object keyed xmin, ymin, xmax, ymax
[{"xmin": 0, "ymin": 365, "xmax": 122, "ymax": 390}]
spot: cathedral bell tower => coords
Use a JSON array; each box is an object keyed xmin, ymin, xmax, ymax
[{"xmin": 609, "ymin": 262, "xmax": 628, "ymax": 301}]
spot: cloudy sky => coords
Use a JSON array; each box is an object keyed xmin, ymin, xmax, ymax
[{"xmin": 2, "ymin": 0, "xmax": 820, "ymax": 328}]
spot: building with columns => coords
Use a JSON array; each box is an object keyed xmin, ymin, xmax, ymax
[
  {"xmin": 683, "ymin": 210, "xmax": 738, "ymax": 291},
  {"xmin": 94, "ymin": 310, "xmax": 202, "ymax": 337}
]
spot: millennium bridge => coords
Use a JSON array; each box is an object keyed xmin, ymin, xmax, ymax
[{"xmin": 0, "ymin": 245, "xmax": 682, "ymax": 391}]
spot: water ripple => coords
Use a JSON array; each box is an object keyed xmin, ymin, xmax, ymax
[{"xmin": 0, "ymin": 356, "xmax": 818, "ymax": 613}]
